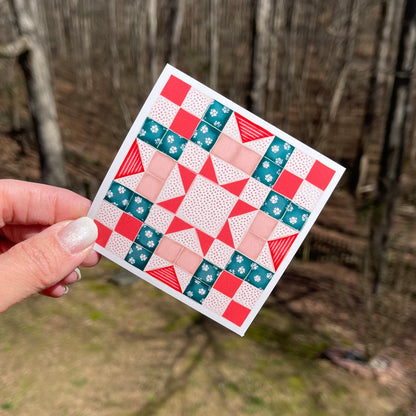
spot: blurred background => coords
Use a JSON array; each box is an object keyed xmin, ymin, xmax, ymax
[{"xmin": 0, "ymin": 0, "xmax": 415, "ymax": 415}]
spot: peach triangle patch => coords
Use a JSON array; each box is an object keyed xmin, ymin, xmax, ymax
[
  {"xmin": 156, "ymin": 164, "xmax": 185, "ymax": 203},
  {"xmin": 211, "ymin": 155, "xmax": 248, "ymax": 185},
  {"xmin": 228, "ymin": 211, "xmax": 257, "ymax": 248},
  {"xmin": 167, "ymin": 228, "xmax": 203, "ymax": 256},
  {"xmin": 137, "ymin": 139, "xmax": 156, "ymax": 170},
  {"xmin": 244, "ymin": 136, "xmax": 274, "ymax": 156},
  {"xmin": 115, "ymin": 173, "xmax": 144, "ymax": 191},
  {"xmin": 256, "ymin": 244, "xmax": 275, "ymax": 272}
]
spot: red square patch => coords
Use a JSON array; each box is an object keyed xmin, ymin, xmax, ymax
[
  {"xmin": 160, "ymin": 75, "xmax": 191, "ymax": 106},
  {"xmin": 306, "ymin": 161, "xmax": 335, "ymax": 190},
  {"xmin": 94, "ymin": 220, "xmax": 112, "ymax": 247},
  {"xmin": 214, "ymin": 271, "xmax": 243, "ymax": 298},
  {"xmin": 169, "ymin": 108, "xmax": 200, "ymax": 139},
  {"xmin": 272, "ymin": 170, "xmax": 303, "ymax": 199},
  {"xmin": 222, "ymin": 300, "xmax": 251, "ymax": 327},
  {"xmin": 114, "ymin": 212, "xmax": 142, "ymax": 241}
]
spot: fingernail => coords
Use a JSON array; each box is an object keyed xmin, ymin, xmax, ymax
[
  {"xmin": 63, "ymin": 285, "xmax": 69, "ymax": 295},
  {"xmin": 74, "ymin": 267, "xmax": 82, "ymax": 281},
  {"xmin": 57, "ymin": 217, "xmax": 98, "ymax": 254}
]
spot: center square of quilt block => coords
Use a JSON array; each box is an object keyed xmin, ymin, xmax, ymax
[{"xmin": 175, "ymin": 175, "xmax": 238, "ymax": 238}]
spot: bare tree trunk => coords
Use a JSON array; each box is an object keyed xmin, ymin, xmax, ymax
[
  {"xmin": 167, "ymin": 0, "xmax": 186, "ymax": 67},
  {"xmin": 369, "ymin": 0, "xmax": 416, "ymax": 294},
  {"xmin": 353, "ymin": 1, "xmax": 391, "ymax": 196},
  {"xmin": 8, "ymin": 0, "xmax": 67, "ymax": 187},
  {"xmin": 316, "ymin": 0, "xmax": 360, "ymax": 148},
  {"xmin": 248, "ymin": 0, "xmax": 272, "ymax": 117},
  {"xmin": 209, "ymin": 0, "xmax": 219, "ymax": 89},
  {"xmin": 279, "ymin": 0, "xmax": 295, "ymax": 129},
  {"xmin": 148, "ymin": 0, "xmax": 158, "ymax": 83},
  {"xmin": 108, "ymin": 0, "xmax": 120, "ymax": 91},
  {"xmin": 265, "ymin": 0, "xmax": 285, "ymax": 120}
]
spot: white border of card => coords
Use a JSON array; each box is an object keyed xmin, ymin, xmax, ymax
[{"xmin": 88, "ymin": 64, "xmax": 345, "ymax": 336}]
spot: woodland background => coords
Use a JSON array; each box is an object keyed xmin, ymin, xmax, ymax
[{"xmin": 0, "ymin": 0, "xmax": 415, "ymax": 415}]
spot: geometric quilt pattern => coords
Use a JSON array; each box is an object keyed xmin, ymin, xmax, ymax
[{"xmin": 89, "ymin": 65, "xmax": 344, "ymax": 336}]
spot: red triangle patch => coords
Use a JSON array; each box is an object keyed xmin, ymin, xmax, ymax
[
  {"xmin": 147, "ymin": 266, "xmax": 181, "ymax": 292},
  {"xmin": 234, "ymin": 113, "xmax": 273, "ymax": 143},
  {"xmin": 268, "ymin": 234, "xmax": 298, "ymax": 270},
  {"xmin": 158, "ymin": 196, "xmax": 185, "ymax": 214},
  {"xmin": 222, "ymin": 178, "xmax": 249, "ymax": 197},
  {"xmin": 166, "ymin": 217, "xmax": 193, "ymax": 234},
  {"xmin": 195, "ymin": 229, "xmax": 215, "ymax": 255},
  {"xmin": 199, "ymin": 156, "xmax": 218, "ymax": 183},
  {"xmin": 216, "ymin": 221, "xmax": 234, "ymax": 248},
  {"xmin": 229, "ymin": 199, "xmax": 257, "ymax": 217},
  {"xmin": 178, "ymin": 164, "xmax": 196, "ymax": 192},
  {"xmin": 115, "ymin": 140, "xmax": 144, "ymax": 178}
]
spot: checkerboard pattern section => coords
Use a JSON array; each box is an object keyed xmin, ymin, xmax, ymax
[{"xmin": 93, "ymin": 74, "xmax": 337, "ymax": 329}]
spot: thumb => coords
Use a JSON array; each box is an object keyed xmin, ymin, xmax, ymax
[{"xmin": 0, "ymin": 217, "xmax": 98, "ymax": 312}]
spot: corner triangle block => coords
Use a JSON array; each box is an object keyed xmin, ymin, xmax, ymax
[
  {"xmin": 115, "ymin": 140, "xmax": 144, "ymax": 179},
  {"xmin": 147, "ymin": 266, "xmax": 181, "ymax": 292},
  {"xmin": 234, "ymin": 113, "xmax": 273, "ymax": 143},
  {"xmin": 268, "ymin": 234, "xmax": 298, "ymax": 270}
]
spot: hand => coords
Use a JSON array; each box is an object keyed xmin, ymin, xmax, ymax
[{"xmin": 0, "ymin": 179, "xmax": 100, "ymax": 312}]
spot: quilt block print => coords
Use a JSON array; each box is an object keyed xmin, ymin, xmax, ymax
[{"xmin": 89, "ymin": 65, "xmax": 344, "ymax": 336}]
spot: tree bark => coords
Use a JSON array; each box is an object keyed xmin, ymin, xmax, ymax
[
  {"xmin": 167, "ymin": 0, "xmax": 186, "ymax": 67},
  {"xmin": 209, "ymin": 0, "xmax": 219, "ymax": 89},
  {"xmin": 316, "ymin": 0, "xmax": 360, "ymax": 149},
  {"xmin": 148, "ymin": 0, "xmax": 158, "ymax": 83},
  {"xmin": 369, "ymin": 0, "xmax": 416, "ymax": 294},
  {"xmin": 8, "ymin": 0, "xmax": 67, "ymax": 187},
  {"xmin": 248, "ymin": 0, "xmax": 272, "ymax": 117},
  {"xmin": 353, "ymin": 0, "xmax": 402, "ymax": 196}
]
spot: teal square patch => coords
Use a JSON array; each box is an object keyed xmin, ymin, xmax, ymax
[
  {"xmin": 125, "ymin": 243, "xmax": 152, "ymax": 270},
  {"xmin": 190, "ymin": 121, "xmax": 220, "ymax": 151},
  {"xmin": 281, "ymin": 203, "xmax": 310, "ymax": 231},
  {"xmin": 194, "ymin": 260, "xmax": 221, "ymax": 286},
  {"xmin": 125, "ymin": 193, "xmax": 152, "ymax": 222},
  {"xmin": 252, "ymin": 157, "xmax": 282, "ymax": 187},
  {"xmin": 264, "ymin": 136, "xmax": 294, "ymax": 167},
  {"xmin": 135, "ymin": 225, "xmax": 163, "ymax": 252},
  {"xmin": 203, "ymin": 100, "xmax": 232, "ymax": 130},
  {"xmin": 157, "ymin": 130, "xmax": 187, "ymax": 160},
  {"xmin": 245, "ymin": 263, "xmax": 273, "ymax": 290},
  {"xmin": 260, "ymin": 190, "xmax": 291, "ymax": 220},
  {"xmin": 184, "ymin": 277, "xmax": 210, "ymax": 304},
  {"xmin": 104, "ymin": 181, "xmax": 133, "ymax": 210},
  {"xmin": 225, "ymin": 251, "xmax": 252, "ymax": 279},
  {"xmin": 138, "ymin": 118, "xmax": 167, "ymax": 147}
]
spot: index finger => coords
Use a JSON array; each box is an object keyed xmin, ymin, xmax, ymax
[{"xmin": 0, "ymin": 180, "xmax": 92, "ymax": 226}]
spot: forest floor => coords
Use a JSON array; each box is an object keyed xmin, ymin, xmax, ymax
[{"xmin": 0, "ymin": 71, "xmax": 415, "ymax": 415}]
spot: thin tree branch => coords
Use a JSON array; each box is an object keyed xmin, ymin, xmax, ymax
[{"xmin": 0, "ymin": 36, "xmax": 30, "ymax": 58}]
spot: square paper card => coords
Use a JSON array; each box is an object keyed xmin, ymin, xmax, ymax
[{"xmin": 88, "ymin": 64, "xmax": 345, "ymax": 336}]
